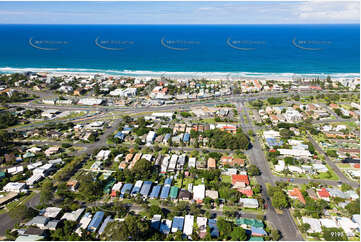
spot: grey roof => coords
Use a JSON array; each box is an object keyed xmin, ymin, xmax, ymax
[
  {"xmin": 98, "ymin": 215, "xmax": 113, "ymax": 235},
  {"xmin": 27, "ymin": 216, "xmax": 49, "ymax": 226},
  {"xmin": 46, "ymin": 220, "xmax": 60, "ymax": 229},
  {"xmin": 140, "ymin": 181, "xmax": 152, "ymax": 197}
]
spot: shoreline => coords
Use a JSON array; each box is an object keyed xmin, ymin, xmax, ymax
[{"xmin": 0, "ymin": 67, "xmax": 359, "ymax": 81}]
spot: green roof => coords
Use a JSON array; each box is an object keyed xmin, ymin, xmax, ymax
[
  {"xmin": 0, "ymin": 172, "xmax": 6, "ymax": 178},
  {"xmin": 103, "ymin": 178, "xmax": 116, "ymax": 194},
  {"xmin": 23, "ymin": 152, "xmax": 35, "ymax": 158},
  {"xmin": 249, "ymin": 237, "xmax": 264, "ymax": 241},
  {"xmin": 235, "ymin": 218, "xmax": 264, "ymax": 228},
  {"xmin": 169, "ymin": 186, "xmax": 179, "ymax": 199}
]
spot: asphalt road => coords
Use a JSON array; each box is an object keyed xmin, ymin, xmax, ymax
[
  {"xmin": 239, "ymin": 102, "xmax": 304, "ymax": 241},
  {"xmin": 306, "ymin": 132, "xmax": 359, "ymax": 188}
]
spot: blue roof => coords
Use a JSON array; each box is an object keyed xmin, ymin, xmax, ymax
[
  {"xmin": 123, "ymin": 127, "xmax": 132, "ymax": 131},
  {"xmin": 149, "ymin": 185, "xmax": 162, "ymax": 198},
  {"xmin": 164, "ymin": 178, "xmax": 173, "ymax": 185},
  {"xmin": 87, "ymin": 211, "xmax": 104, "ymax": 232},
  {"xmin": 140, "ymin": 181, "xmax": 152, "ymax": 197},
  {"xmin": 183, "ymin": 133, "xmax": 190, "ymax": 142},
  {"xmin": 120, "ymin": 183, "xmax": 133, "ymax": 195},
  {"xmin": 151, "ymin": 220, "xmax": 161, "ymax": 230},
  {"xmin": 208, "ymin": 219, "xmax": 219, "ymax": 238},
  {"xmin": 164, "ymin": 133, "xmax": 171, "ymax": 140},
  {"xmin": 131, "ymin": 183, "xmax": 143, "ymax": 195},
  {"xmin": 160, "ymin": 220, "xmax": 171, "ymax": 234},
  {"xmin": 265, "ymin": 138, "xmax": 283, "ymax": 147},
  {"xmin": 114, "ymin": 131, "xmax": 125, "ymax": 140},
  {"xmin": 98, "ymin": 215, "xmax": 112, "ymax": 235},
  {"xmin": 251, "ymin": 227, "xmax": 267, "ymax": 236},
  {"xmin": 172, "ymin": 217, "xmax": 184, "ymax": 231},
  {"xmin": 160, "ymin": 185, "xmax": 171, "ymax": 199}
]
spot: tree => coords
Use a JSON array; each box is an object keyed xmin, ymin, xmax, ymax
[
  {"xmin": 217, "ymin": 217, "xmax": 233, "ymax": 240},
  {"xmin": 78, "ymin": 173, "xmax": 103, "ymax": 201},
  {"xmin": 341, "ymin": 183, "xmax": 352, "ymax": 192},
  {"xmin": 0, "ymin": 130, "xmax": 11, "ymax": 148},
  {"xmin": 50, "ymin": 220, "xmax": 81, "ymax": 240},
  {"xmin": 280, "ymin": 129, "xmax": 294, "ymax": 139},
  {"xmin": 300, "ymin": 223, "xmax": 311, "ymax": 233},
  {"xmin": 271, "ymin": 229, "xmax": 281, "ymax": 241},
  {"xmin": 40, "ymin": 179, "xmax": 54, "ymax": 205},
  {"xmin": 102, "ymin": 215, "xmax": 154, "ymax": 240},
  {"xmin": 271, "ymin": 190, "xmax": 289, "ymax": 209},
  {"xmin": 231, "ymin": 227, "xmax": 247, "ymax": 241},
  {"xmin": 132, "ymin": 158, "xmax": 154, "ymax": 180},
  {"xmin": 345, "ymin": 199, "xmax": 360, "ymax": 215},
  {"xmin": 8, "ymin": 205, "xmax": 37, "ymax": 221},
  {"xmin": 267, "ymin": 97, "xmax": 283, "ymax": 105},
  {"xmin": 148, "ymin": 204, "xmax": 163, "ymax": 217},
  {"xmin": 248, "ymin": 164, "xmax": 261, "ymax": 176},
  {"xmin": 322, "ymin": 227, "xmax": 348, "ymax": 241}
]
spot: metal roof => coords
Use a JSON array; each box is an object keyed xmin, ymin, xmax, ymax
[
  {"xmin": 120, "ymin": 183, "xmax": 133, "ymax": 194},
  {"xmin": 160, "ymin": 185, "xmax": 171, "ymax": 199},
  {"xmin": 171, "ymin": 216, "xmax": 184, "ymax": 232},
  {"xmin": 87, "ymin": 211, "xmax": 104, "ymax": 232},
  {"xmin": 140, "ymin": 181, "xmax": 152, "ymax": 197},
  {"xmin": 149, "ymin": 185, "xmax": 162, "ymax": 198},
  {"xmin": 98, "ymin": 215, "xmax": 113, "ymax": 235}
]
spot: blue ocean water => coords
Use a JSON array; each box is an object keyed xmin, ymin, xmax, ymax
[{"xmin": 0, "ymin": 24, "xmax": 359, "ymax": 77}]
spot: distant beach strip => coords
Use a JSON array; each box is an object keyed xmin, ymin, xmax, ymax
[{"xmin": 0, "ymin": 67, "xmax": 359, "ymax": 80}]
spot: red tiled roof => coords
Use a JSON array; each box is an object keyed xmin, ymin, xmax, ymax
[
  {"xmin": 317, "ymin": 188, "xmax": 330, "ymax": 198},
  {"xmin": 238, "ymin": 188, "xmax": 253, "ymax": 197},
  {"xmin": 354, "ymin": 164, "xmax": 360, "ymax": 168},
  {"xmin": 288, "ymin": 188, "xmax": 306, "ymax": 204},
  {"xmin": 232, "ymin": 174, "xmax": 249, "ymax": 185}
]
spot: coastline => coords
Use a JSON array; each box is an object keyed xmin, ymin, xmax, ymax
[{"xmin": 0, "ymin": 67, "xmax": 359, "ymax": 81}]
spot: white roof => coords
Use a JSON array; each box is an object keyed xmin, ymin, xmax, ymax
[
  {"xmin": 239, "ymin": 198, "xmax": 259, "ymax": 207},
  {"xmin": 112, "ymin": 182, "xmax": 123, "ymax": 191},
  {"xmin": 183, "ymin": 215, "xmax": 194, "ymax": 236},
  {"xmin": 278, "ymin": 148, "xmax": 311, "ymax": 157},
  {"xmin": 196, "ymin": 217, "xmax": 207, "ymax": 232},
  {"xmin": 3, "ymin": 182, "xmax": 25, "ymax": 191},
  {"xmin": 337, "ymin": 217, "xmax": 359, "ymax": 229},
  {"xmin": 26, "ymin": 174, "xmax": 43, "ymax": 185},
  {"xmin": 302, "ymin": 217, "xmax": 322, "ymax": 233},
  {"xmin": 352, "ymin": 215, "xmax": 360, "ymax": 224},
  {"xmin": 134, "ymin": 180, "xmax": 143, "ymax": 188},
  {"xmin": 193, "ymin": 185, "xmax": 205, "ymax": 200},
  {"xmin": 320, "ymin": 218, "xmax": 337, "ymax": 228},
  {"xmin": 42, "ymin": 207, "xmax": 62, "ymax": 218},
  {"xmin": 61, "ymin": 208, "xmax": 85, "ymax": 222},
  {"xmin": 288, "ymin": 165, "xmax": 304, "ymax": 173},
  {"xmin": 142, "ymin": 154, "xmax": 153, "ymax": 161},
  {"xmin": 263, "ymin": 130, "xmax": 280, "ymax": 139}
]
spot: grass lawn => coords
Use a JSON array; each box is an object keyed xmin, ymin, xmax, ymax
[
  {"xmin": 148, "ymin": 199, "xmax": 161, "ymax": 207},
  {"xmin": 313, "ymin": 165, "xmax": 339, "ymax": 180},
  {"xmin": 83, "ymin": 159, "xmax": 95, "ymax": 169},
  {"xmin": 336, "ymin": 163, "xmax": 351, "ymax": 169},
  {"xmin": 180, "ymin": 177, "xmax": 194, "ymax": 189},
  {"xmin": 201, "ymin": 118, "xmax": 216, "ymax": 124},
  {"xmin": 6, "ymin": 192, "xmax": 35, "ymax": 211},
  {"xmin": 221, "ymin": 175, "xmax": 231, "ymax": 184},
  {"xmin": 242, "ymin": 207, "xmax": 265, "ymax": 215}
]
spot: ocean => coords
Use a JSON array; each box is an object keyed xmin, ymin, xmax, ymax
[{"xmin": 0, "ymin": 24, "xmax": 359, "ymax": 78}]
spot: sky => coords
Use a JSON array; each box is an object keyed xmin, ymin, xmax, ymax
[{"xmin": 0, "ymin": 1, "xmax": 359, "ymax": 24}]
